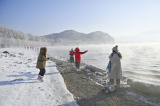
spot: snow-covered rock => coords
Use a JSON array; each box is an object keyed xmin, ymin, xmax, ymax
[
  {"xmin": 86, "ymin": 65, "xmax": 106, "ymax": 73},
  {"xmin": 127, "ymin": 78, "xmax": 160, "ymax": 95}
]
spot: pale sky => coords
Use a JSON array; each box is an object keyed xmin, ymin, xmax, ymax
[{"xmin": 0, "ymin": 0, "xmax": 160, "ymax": 41}]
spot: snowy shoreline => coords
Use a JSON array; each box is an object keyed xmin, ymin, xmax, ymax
[
  {"xmin": 0, "ymin": 48, "xmax": 77, "ymax": 106},
  {"xmin": 1, "ymin": 48, "xmax": 160, "ymax": 106},
  {"xmin": 48, "ymin": 55, "xmax": 160, "ymax": 106},
  {"xmin": 48, "ymin": 50, "xmax": 160, "ymax": 97}
]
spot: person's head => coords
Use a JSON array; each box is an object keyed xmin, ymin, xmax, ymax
[
  {"xmin": 112, "ymin": 45, "xmax": 122, "ymax": 58},
  {"xmin": 75, "ymin": 47, "xmax": 80, "ymax": 52},
  {"xmin": 112, "ymin": 45, "xmax": 118, "ymax": 53},
  {"xmin": 71, "ymin": 48, "xmax": 74, "ymax": 52},
  {"xmin": 40, "ymin": 47, "xmax": 47, "ymax": 56}
]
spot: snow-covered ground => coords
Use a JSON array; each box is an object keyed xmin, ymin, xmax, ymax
[{"xmin": 0, "ymin": 48, "xmax": 77, "ymax": 106}]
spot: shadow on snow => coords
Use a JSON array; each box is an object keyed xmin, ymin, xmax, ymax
[{"xmin": 0, "ymin": 71, "xmax": 59, "ymax": 86}]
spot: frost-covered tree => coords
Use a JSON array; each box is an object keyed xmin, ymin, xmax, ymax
[{"xmin": 0, "ymin": 25, "xmax": 54, "ymax": 47}]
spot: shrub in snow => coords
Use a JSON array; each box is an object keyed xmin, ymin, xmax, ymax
[{"xmin": 3, "ymin": 51, "xmax": 9, "ymax": 54}]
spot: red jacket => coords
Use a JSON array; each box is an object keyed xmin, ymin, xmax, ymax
[{"xmin": 70, "ymin": 48, "xmax": 87, "ymax": 62}]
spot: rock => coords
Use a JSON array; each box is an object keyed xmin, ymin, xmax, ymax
[
  {"xmin": 105, "ymin": 89, "xmax": 110, "ymax": 94},
  {"xmin": 85, "ymin": 69, "xmax": 91, "ymax": 73},
  {"xmin": 87, "ymin": 73, "xmax": 92, "ymax": 76},
  {"xmin": 10, "ymin": 54, "xmax": 16, "ymax": 57},
  {"xmin": 56, "ymin": 62, "xmax": 63, "ymax": 65},
  {"xmin": 95, "ymin": 72, "xmax": 103, "ymax": 76},
  {"xmin": 127, "ymin": 78, "xmax": 160, "ymax": 96},
  {"xmin": 18, "ymin": 53, "xmax": 24, "ymax": 55},
  {"xmin": 105, "ymin": 83, "xmax": 111, "ymax": 89},
  {"xmin": 18, "ymin": 62, "xmax": 23, "ymax": 64},
  {"xmin": 86, "ymin": 65, "xmax": 106, "ymax": 73}
]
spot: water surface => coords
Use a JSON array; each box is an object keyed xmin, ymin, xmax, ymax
[{"xmin": 48, "ymin": 42, "xmax": 160, "ymax": 85}]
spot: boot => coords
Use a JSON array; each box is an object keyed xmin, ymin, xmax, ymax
[
  {"xmin": 37, "ymin": 75, "xmax": 44, "ymax": 82},
  {"xmin": 40, "ymin": 76, "xmax": 44, "ymax": 82},
  {"xmin": 37, "ymin": 75, "xmax": 41, "ymax": 80}
]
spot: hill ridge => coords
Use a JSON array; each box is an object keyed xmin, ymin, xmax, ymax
[{"xmin": 44, "ymin": 30, "xmax": 115, "ymax": 44}]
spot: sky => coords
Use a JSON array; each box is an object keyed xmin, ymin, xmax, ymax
[{"xmin": 0, "ymin": 0, "xmax": 160, "ymax": 42}]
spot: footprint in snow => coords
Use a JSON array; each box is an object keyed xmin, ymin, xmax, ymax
[{"xmin": 38, "ymin": 87, "xmax": 44, "ymax": 91}]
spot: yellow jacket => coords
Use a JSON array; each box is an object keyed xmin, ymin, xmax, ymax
[{"xmin": 36, "ymin": 47, "xmax": 48, "ymax": 69}]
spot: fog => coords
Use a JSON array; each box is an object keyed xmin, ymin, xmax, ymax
[{"xmin": 47, "ymin": 42, "xmax": 160, "ymax": 85}]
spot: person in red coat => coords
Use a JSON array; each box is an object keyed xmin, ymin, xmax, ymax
[{"xmin": 70, "ymin": 47, "xmax": 88, "ymax": 71}]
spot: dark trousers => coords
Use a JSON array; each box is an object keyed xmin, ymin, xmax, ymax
[
  {"xmin": 70, "ymin": 56, "xmax": 74, "ymax": 63},
  {"xmin": 109, "ymin": 79, "xmax": 120, "ymax": 86},
  {"xmin": 39, "ymin": 68, "xmax": 46, "ymax": 76},
  {"xmin": 75, "ymin": 62, "xmax": 80, "ymax": 69}
]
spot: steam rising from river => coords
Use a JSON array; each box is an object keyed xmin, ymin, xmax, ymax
[{"xmin": 48, "ymin": 42, "xmax": 160, "ymax": 85}]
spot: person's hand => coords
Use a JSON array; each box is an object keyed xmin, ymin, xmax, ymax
[
  {"xmin": 47, "ymin": 58, "xmax": 49, "ymax": 60},
  {"xmin": 86, "ymin": 50, "xmax": 88, "ymax": 52}
]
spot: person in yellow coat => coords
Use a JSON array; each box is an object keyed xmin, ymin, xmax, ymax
[{"xmin": 36, "ymin": 47, "xmax": 49, "ymax": 82}]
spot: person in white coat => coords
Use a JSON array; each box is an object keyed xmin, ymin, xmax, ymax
[{"xmin": 108, "ymin": 45, "xmax": 122, "ymax": 86}]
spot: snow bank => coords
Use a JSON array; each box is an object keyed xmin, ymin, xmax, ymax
[
  {"xmin": 0, "ymin": 48, "xmax": 78, "ymax": 106},
  {"xmin": 127, "ymin": 78, "xmax": 160, "ymax": 96}
]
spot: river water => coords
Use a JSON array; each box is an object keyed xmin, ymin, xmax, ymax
[{"xmin": 48, "ymin": 42, "xmax": 160, "ymax": 85}]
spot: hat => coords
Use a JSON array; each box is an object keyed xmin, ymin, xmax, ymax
[{"xmin": 112, "ymin": 45, "xmax": 118, "ymax": 52}]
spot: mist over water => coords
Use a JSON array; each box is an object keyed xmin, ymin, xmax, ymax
[{"xmin": 48, "ymin": 42, "xmax": 160, "ymax": 85}]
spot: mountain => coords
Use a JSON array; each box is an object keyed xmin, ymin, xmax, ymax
[
  {"xmin": 0, "ymin": 25, "xmax": 53, "ymax": 47},
  {"xmin": 0, "ymin": 25, "xmax": 115, "ymax": 47},
  {"xmin": 45, "ymin": 30, "xmax": 85, "ymax": 40},
  {"xmin": 44, "ymin": 30, "xmax": 115, "ymax": 45}
]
